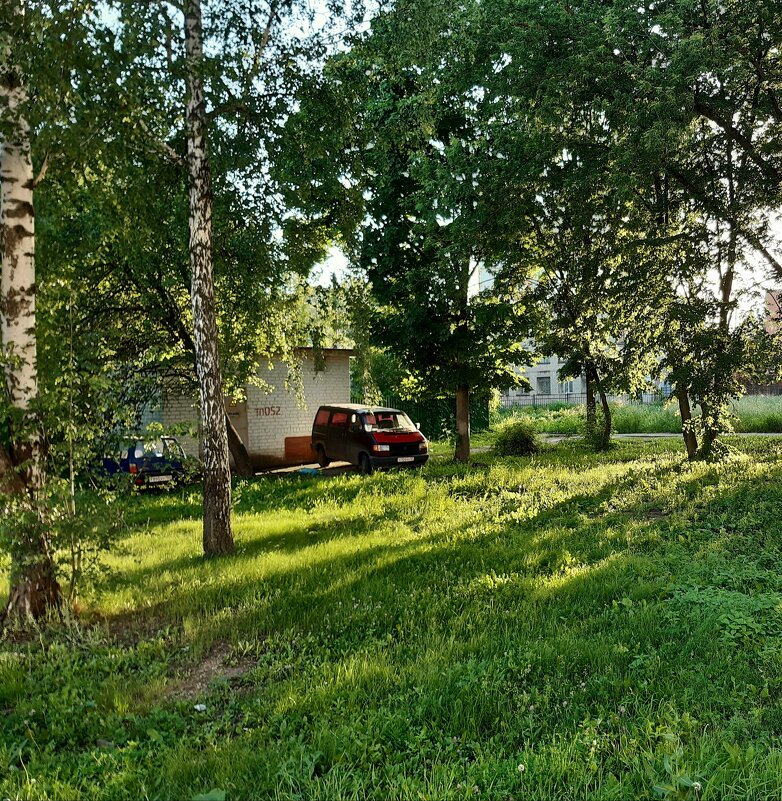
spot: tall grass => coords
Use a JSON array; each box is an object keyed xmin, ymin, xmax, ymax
[{"xmin": 498, "ymin": 395, "xmax": 782, "ymax": 434}]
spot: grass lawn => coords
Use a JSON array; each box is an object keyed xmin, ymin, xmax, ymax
[
  {"xmin": 4, "ymin": 438, "xmax": 782, "ymax": 799},
  {"xmin": 497, "ymin": 395, "xmax": 782, "ymax": 436}
]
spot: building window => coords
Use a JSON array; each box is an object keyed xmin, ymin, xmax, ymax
[
  {"xmin": 558, "ymin": 380, "xmax": 575, "ymax": 393},
  {"xmin": 536, "ymin": 376, "xmax": 551, "ymax": 394}
]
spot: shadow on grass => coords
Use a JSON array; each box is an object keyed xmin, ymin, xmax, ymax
[
  {"xmin": 97, "ymin": 442, "xmax": 692, "ymax": 640},
  {"xmin": 95, "ymin": 438, "xmax": 782, "ymax": 655},
  {"xmin": 11, "ymin": 439, "xmax": 782, "ymax": 800}
]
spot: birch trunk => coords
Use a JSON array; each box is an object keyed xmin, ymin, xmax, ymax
[
  {"xmin": 1, "ymin": 27, "xmax": 61, "ymax": 619},
  {"xmin": 184, "ymin": 0, "xmax": 234, "ymax": 555}
]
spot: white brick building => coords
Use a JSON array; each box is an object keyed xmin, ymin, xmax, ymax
[{"xmin": 161, "ymin": 348, "xmax": 352, "ymax": 468}]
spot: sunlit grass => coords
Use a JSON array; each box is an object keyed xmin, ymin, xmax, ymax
[
  {"xmin": 495, "ymin": 395, "xmax": 782, "ymax": 435},
  {"xmin": 3, "ymin": 438, "xmax": 782, "ymax": 799}
]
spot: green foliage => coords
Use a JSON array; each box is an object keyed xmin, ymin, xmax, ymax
[
  {"xmin": 0, "ymin": 476, "xmax": 130, "ymax": 605},
  {"xmin": 283, "ymin": 0, "xmax": 535, "ymax": 405},
  {"xmin": 493, "ymin": 418, "xmax": 540, "ymax": 457},
  {"xmin": 663, "ymin": 301, "xmax": 782, "ymax": 457}
]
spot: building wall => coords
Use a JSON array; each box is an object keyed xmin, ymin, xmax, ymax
[
  {"xmin": 503, "ymin": 353, "xmax": 586, "ymax": 400},
  {"xmin": 244, "ymin": 351, "xmax": 350, "ymax": 459},
  {"xmin": 162, "ymin": 349, "xmax": 351, "ymax": 466},
  {"xmin": 162, "ymin": 395, "xmax": 201, "ymax": 458}
]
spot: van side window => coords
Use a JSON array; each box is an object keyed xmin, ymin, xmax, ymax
[
  {"xmin": 330, "ymin": 411, "xmax": 348, "ymax": 427},
  {"xmin": 315, "ymin": 409, "xmax": 330, "ymax": 426}
]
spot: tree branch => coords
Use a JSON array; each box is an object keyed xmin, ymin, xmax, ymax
[
  {"xmin": 134, "ymin": 117, "xmax": 185, "ymax": 165},
  {"xmin": 693, "ymin": 92, "xmax": 781, "ymax": 185},
  {"xmin": 31, "ymin": 149, "xmax": 51, "ymax": 188}
]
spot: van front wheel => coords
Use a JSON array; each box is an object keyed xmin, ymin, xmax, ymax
[{"xmin": 359, "ymin": 453, "xmax": 373, "ymax": 475}]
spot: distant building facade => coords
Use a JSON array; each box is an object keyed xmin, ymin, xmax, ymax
[{"xmin": 503, "ymin": 352, "xmax": 586, "ymax": 402}]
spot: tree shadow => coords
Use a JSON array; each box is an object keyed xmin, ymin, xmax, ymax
[{"xmin": 13, "ymin": 438, "xmax": 782, "ymax": 799}]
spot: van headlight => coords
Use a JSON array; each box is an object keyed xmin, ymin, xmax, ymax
[{"xmin": 372, "ymin": 444, "xmax": 390, "ymax": 452}]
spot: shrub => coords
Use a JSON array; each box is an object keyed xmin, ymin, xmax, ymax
[{"xmin": 493, "ymin": 418, "xmax": 540, "ymax": 456}]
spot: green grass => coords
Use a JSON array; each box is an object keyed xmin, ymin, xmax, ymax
[
  {"xmin": 4, "ymin": 439, "xmax": 782, "ymax": 799},
  {"xmin": 496, "ymin": 395, "xmax": 782, "ymax": 435}
]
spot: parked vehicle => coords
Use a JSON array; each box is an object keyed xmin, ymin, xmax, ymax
[
  {"xmin": 311, "ymin": 404, "xmax": 429, "ymax": 474},
  {"xmin": 101, "ymin": 436, "xmax": 197, "ymax": 489}
]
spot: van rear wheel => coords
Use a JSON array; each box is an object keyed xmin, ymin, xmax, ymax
[
  {"xmin": 315, "ymin": 445, "xmax": 330, "ymax": 468},
  {"xmin": 359, "ymin": 453, "xmax": 373, "ymax": 475}
]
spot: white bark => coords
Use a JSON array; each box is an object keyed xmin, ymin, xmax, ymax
[
  {"xmin": 0, "ymin": 67, "xmax": 37, "ymax": 411},
  {"xmin": 0, "ymin": 1, "xmax": 60, "ymax": 619},
  {"xmin": 185, "ymin": 0, "xmax": 234, "ymax": 555}
]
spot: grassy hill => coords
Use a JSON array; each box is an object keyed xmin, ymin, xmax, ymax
[{"xmin": 3, "ymin": 438, "xmax": 782, "ymax": 799}]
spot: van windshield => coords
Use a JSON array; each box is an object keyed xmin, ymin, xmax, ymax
[{"xmin": 362, "ymin": 411, "xmax": 417, "ymax": 433}]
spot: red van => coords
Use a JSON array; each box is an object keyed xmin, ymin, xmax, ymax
[{"xmin": 311, "ymin": 404, "xmax": 429, "ymax": 474}]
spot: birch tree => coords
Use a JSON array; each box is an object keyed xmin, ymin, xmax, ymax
[
  {"xmin": 0, "ymin": 1, "xmax": 59, "ymax": 618},
  {"xmin": 105, "ymin": 0, "xmax": 362, "ymax": 552},
  {"xmin": 182, "ymin": 0, "xmax": 232, "ymax": 554}
]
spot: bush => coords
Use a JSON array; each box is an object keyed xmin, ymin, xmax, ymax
[{"xmin": 494, "ymin": 418, "xmax": 541, "ymax": 456}]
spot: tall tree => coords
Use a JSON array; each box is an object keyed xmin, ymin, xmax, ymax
[
  {"xmin": 280, "ymin": 0, "xmax": 534, "ymax": 461},
  {"xmin": 184, "ymin": 0, "xmax": 232, "ymax": 554},
  {"xmin": 479, "ymin": 0, "xmax": 782, "ymax": 456},
  {"xmin": 0, "ymin": 1, "xmax": 60, "ymax": 618},
  {"xmin": 100, "ymin": 0, "xmax": 361, "ymax": 547}
]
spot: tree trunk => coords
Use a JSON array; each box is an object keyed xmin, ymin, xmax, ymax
[
  {"xmin": 1, "ymin": 37, "xmax": 61, "ymax": 620},
  {"xmin": 698, "ymin": 400, "xmax": 718, "ymax": 459},
  {"xmin": 677, "ymin": 390, "xmax": 698, "ymax": 460},
  {"xmin": 184, "ymin": 0, "xmax": 233, "ymax": 556},
  {"xmin": 225, "ymin": 410, "xmax": 254, "ymax": 477},
  {"xmin": 454, "ymin": 384, "xmax": 471, "ymax": 463},
  {"xmin": 592, "ymin": 367, "xmax": 612, "ymax": 448},
  {"xmin": 585, "ymin": 364, "xmax": 596, "ymax": 433}
]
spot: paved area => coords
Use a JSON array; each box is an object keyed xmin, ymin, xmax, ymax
[{"xmin": 254, "ymin": 461, "xmax": 355, "ymax": 478}]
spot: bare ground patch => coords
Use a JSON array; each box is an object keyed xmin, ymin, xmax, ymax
[{"xmin": 168, "ymin": 644, "xmax": 255, "ymax": 699}]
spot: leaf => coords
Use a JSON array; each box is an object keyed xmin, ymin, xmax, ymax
[
  {"xmin": 146, "ymin": 728, "xmax": 163, "ymax": 743},
  {"xmin": 192, "ymin": 790, "xmax": 227, "ymax": 801}
]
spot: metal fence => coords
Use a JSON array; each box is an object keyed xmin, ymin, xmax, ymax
[
  {"xmin": 743, "ymin": 383, "xmax": 782, "ymax": 396},
  {"xmin": 500, "ymin": 384, "xmax": 782, "ymax": 409},
  {"xmin": 498, "ymin": 391, "xmax": 672, "ymax": 409}
]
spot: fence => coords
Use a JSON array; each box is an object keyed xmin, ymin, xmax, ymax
[
  {"xmin": 498, "ymin": 390, "xmax": 672, "ymax": 409},
  {"xmin": 350, "ymin": 392, "xmax": 490, "ymax": 437},
  {"xmin": 500, "ymin": 383, "xmax": 782, "ymax": 409},
  {"xmin": 743, "ymin": 383, "xmax": 782, "ymax": 396}
]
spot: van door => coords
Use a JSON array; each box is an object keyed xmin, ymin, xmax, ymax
[
  {"xmin": 343, "ymin": 413, "xmax": 364, "ymax": 465},
  {"xmin": 328, "ymin": 410, "xmax": 349, "ymax": 461}
]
